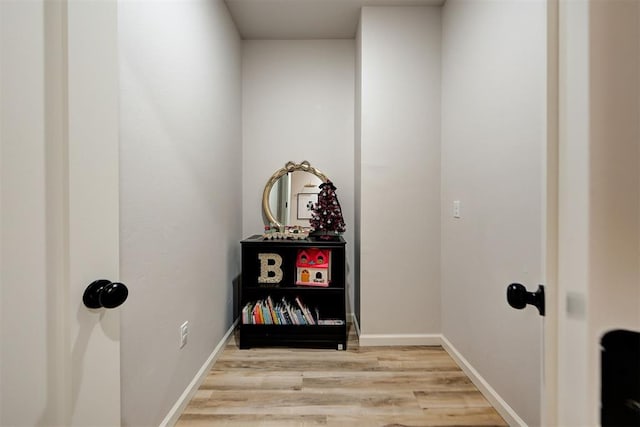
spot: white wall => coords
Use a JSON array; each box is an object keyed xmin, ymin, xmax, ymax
[
  {"xmin": 441, "ymin": 1, "xmax": 546, "ymax": 425},
  {"xmin": 354, "ymin": 18, "xmax": 363, "ymax": 326},
  {"xmin": 358, "ymin": 7, "xmax": 441, "ymax": 342},
  {"xmin": 118, "ymin": 1, "xmax": 242, "ymax": 426},
  {"xmin": 588, "ymin": 1, "xmax": 639, "ymax": 422},
  {"xmin": 242, "ymin": 40, "xmax": 355, "ymax": 308}
]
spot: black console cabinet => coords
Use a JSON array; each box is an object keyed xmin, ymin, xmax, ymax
[{"xmin": 239, "ymin": 235, "xmax": 347, "ymax": 350}]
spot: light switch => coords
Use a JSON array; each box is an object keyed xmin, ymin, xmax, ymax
[
  {"xmin": 566, "ymin": 292, "xmax": 586, "ymax": 319},
  {"xmin": 453, "ymin": 200, "xmax": 461, "ymax": 218}
]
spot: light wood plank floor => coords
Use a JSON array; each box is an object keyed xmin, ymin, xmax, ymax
[{"xmin": 175, "ymin": 326, "xmax": 507, "ymax": 426}]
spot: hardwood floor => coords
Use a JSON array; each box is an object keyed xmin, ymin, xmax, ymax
[{"xmin": 175, "ymin": 326, "xmax": 507, "ymax": 426}]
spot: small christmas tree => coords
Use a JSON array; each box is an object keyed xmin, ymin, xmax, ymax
[{"xmin": 310, "ymin": 180, "xmax": 346, "ymax": 238}]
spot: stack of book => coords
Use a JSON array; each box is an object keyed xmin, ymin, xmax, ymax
[{"xmin": 241, "ymin": 296, "xmax": 316, "ymax": 325}]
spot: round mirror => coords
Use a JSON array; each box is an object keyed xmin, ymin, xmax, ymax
[{"xmin": 262, "ymin": 161, "xmax": 329, "ymax": 229}]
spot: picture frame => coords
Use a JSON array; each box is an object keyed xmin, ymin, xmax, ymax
[{"xmin": 296, "ymin": 193, "xmax": 317, "ymax": 220}]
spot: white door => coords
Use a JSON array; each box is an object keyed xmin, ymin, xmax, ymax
[
  {"xmin": 1, "ymin": 1, "xmax": 122, "ymax": 426},
  {"xmin": 552, "ymin": 0, "xmax": 640, "ymax": 425}
]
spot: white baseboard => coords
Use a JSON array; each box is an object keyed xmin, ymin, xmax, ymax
[
  {"xmin": 159, "ymin": 318, "xmax": 238, "ymax": 427},
  {"xmin": 358, "ymin": 333, "xmax": 442, "ymax": 346},
  {"xmin": 440, "ymin": 335, "xmax": 527, "ymax": 427}
]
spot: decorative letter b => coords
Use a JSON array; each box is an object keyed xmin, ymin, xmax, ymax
[{"xmin": 258, "ymin": 253, "xmax": 283, "ymax": 284}]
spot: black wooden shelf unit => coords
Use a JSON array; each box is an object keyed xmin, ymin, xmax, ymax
[{"xmin": 239, "ymin": 235, "xmax": 347, "ymax": 350}]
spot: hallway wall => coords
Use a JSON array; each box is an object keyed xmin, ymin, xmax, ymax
[
  {"xmin": 587, "ymin": 1, "xmax": 640, "ymax": 421},
  {"xmin": 357, "ymin": 7, "xmax": 442, "ymax": 342},
  {"xmin": 441, "ymin": 1, "xmax": 546, "ymax": 425},
  {"xmin": 241, "ymin": 39, "xmax": 355, "ymax": 309},
  {"xmin": 118, "ymin": 1, "xmax": 242, "ymax": 425}
]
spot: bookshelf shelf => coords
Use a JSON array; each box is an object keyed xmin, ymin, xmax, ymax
[{"xmin": 239, "ymin": 235, "xmax": 347, "ymax": 350}]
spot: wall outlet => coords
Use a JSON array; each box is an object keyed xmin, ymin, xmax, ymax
[
  {"xmin": 180, "ymin": 321, "xmax": 189, "ymax": 349},
  {"xmin": 453, "ymin": 200, "xmax": 461, "ymax": 218}
]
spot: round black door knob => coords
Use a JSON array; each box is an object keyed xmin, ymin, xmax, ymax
[
  {"xmin": 506, "ymin": 283, "xmax": 545, "ymax": 316},
  {"xmin": 83, "ymin": 279, "xmax": 128, "ymax": 309},
  {"xmin": 507, "ymin": 283, "xmax": 528, "ymax": 309}
]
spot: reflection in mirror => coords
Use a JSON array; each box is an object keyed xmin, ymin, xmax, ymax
[
  {"xmin": 268, "ymin": 171, "xmax": 323, "ymax": 227},
  {"xmin": 262, "ymin": 161, "xmax": 328, "ymax": 230}
]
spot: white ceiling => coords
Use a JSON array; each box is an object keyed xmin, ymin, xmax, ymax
[{"xmin": 224, "ymin": 0, "xmax": 445, "ymax": 39}]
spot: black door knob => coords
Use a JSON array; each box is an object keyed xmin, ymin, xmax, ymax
[
  {"xmin": 507, "ymin": 283, "xmax": 545, "ymax": 316},
  {"xmin": 83, "ymin": 279, "xmax": 128, "ymax": 309}
]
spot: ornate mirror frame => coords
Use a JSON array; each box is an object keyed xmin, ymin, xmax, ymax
[{"xmin": 262, "ymin": 160, "xmax": 329, "ymax": 229}]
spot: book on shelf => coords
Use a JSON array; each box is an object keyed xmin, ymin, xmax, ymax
[
  {"xmin": 261, "ymin": 302, "xmax": 272, "ymax": 325},
  {"xmin": 241, "ymin": 296, "xmax": 323, "ymax": 326},
  {"xmin": 266, "ymin": 296, "xmax": 278, "ymax": 325},
  {"xmin": 295, "ymin": 296, "xmax": 316, "ymax": 325},
  {"xmin": 317, "ymin": 319, "xmax": 344, "ymax": 326},
  {"xmin": 241, "ymin": 302, "xmax": 253, "ymax": 325}
]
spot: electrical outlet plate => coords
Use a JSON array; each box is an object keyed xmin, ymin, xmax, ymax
[
  {"xmin": 453, "ymin": 200, "xmax": 461, "ymax": 218},
  {"xmin": 180, "ymin": 321, "xmax": 189, "ymax": 348}
]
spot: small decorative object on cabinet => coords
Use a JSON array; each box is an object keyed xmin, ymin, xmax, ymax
[
  {"xmin": 239, "ymin": 235, "xmax": 347, "ymax": 350},
  {"xmin": 296, "ymin": 248, "xmax": 330, "ymax": 287},
  {"xmin": 309, "ymin": 180, "xmax": 346, "ymax": 240}
]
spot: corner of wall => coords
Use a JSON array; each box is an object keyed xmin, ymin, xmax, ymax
[
  {"xmin": 440, "ymin": 336, "xmax": 527, "ymax": 427},
  {"xmin": 159, "ymin": 320, "xmax": 238, "ymax": 427}
]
